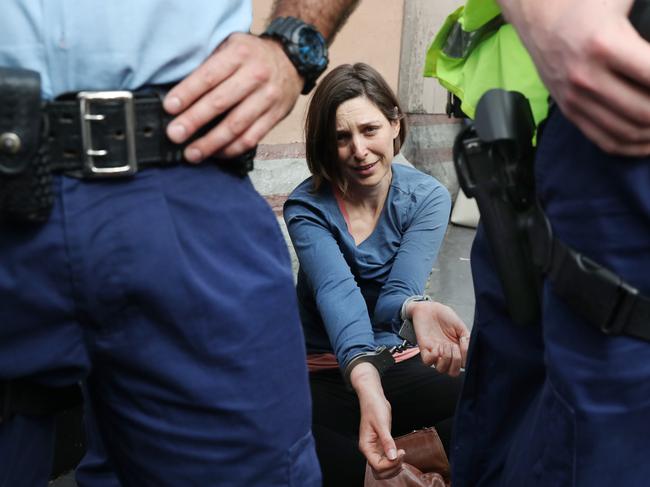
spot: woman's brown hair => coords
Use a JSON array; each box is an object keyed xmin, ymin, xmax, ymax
[{"xmin": 305, "ymin": 63, "xmax": 407, "ymax": 192}]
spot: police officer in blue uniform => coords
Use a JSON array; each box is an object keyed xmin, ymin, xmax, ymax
[
  {"xmin": 453, "ymin": 0, "xmax": 650, "ymax": 485},
  {"xmin": 0, "ymin": 1, "xmax": 359, "ymax": 485}
]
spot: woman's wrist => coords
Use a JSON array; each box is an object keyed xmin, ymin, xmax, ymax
[
  {"xmin": 350, "ymin": 362, "xmax": 386, "ymax": 411},
  {"xmin": 404, "ymin": 296, "xmax": 434, "ymax": 321},
  {"xmin": 343, "ymin": 347, "xmax": 395, "ymax": 388},
  {"xmin": 349, "ymin": 362, "xmax": 383, "ymax": 396},
  {"xmin": 401, "ymin": 295, "xmax": 432, "ymax": 323}
]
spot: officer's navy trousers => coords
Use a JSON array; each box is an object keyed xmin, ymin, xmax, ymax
[
  {"xmin": 0, "ymin": 164, "xmax": 320, "ymax": 486},
  {"xmin": 452, "ymin": 109, "xmax": 650, "ymax": 486}
]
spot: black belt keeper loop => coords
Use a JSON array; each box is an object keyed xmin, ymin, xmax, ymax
[{"xmin": 604, "ymin": 283, "xmax": 640, "ymax": 336}]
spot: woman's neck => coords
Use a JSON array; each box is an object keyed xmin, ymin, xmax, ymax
[
  {"xmin": 338, "ymin": 169, "xmax": 392, "ymax": 245},
  {"xmin": 343, "ymin": 170, "xmax": 392, "ymax": 214}
]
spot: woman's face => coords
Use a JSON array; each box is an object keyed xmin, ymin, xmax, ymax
[{"xmin": 335, "ymin": 96, "xmax": 400, "ymax": 191}]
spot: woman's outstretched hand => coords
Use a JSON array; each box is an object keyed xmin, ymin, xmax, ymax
[
  {"xmin": 350, "ymin": 362, "xmax": 405, "ymax": 479},
  {"xmin": 408, "ymin": 301, "xmax": 470, "ymax": 376}
]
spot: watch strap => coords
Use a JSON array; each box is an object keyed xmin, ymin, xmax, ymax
[{"xmin": 261, "ymin": 16, "xmax": 328, "ymax": 94}]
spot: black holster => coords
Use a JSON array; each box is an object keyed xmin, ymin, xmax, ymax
[
  {"xmin": 453, "ymin": 89, "xmax": 650, "ymax": 341},
  {"xmin": 453, "ymin": 90, "xmax": 541, "ymax": 326},
  {"xmin": 0, "ymin": 67, "xmax": 53, "ymax": 223}
]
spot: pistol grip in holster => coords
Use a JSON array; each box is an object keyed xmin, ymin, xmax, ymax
[{"xmin": 453, "ymin": 90, "xmax": 541, "ymax": 327}]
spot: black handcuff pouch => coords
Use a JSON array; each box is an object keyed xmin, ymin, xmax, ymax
[{"xmin": 0, "ymin": 67, "xmax": 52, "ymax": 223}]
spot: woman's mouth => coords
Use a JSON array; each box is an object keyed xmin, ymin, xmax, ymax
[{"xmin": 352, "ymin": 161, "xmax": 378, "ymax": 173}]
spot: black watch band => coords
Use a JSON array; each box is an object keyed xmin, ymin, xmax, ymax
[{"xmin": 261, "ymin": 17, "xmax": 328, "ymax": 95}]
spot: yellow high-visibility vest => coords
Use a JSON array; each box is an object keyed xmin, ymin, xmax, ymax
[{"xmin": 424, "ymin": 0, "xmax": 549, "ymax": 128}]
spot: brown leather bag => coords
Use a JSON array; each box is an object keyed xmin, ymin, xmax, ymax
[{"xmin": 364, "ymin": 427, "xmax": 451, "ymax": 487}]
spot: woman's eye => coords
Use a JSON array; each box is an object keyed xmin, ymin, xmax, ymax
[
  {"xmin": 365, "ymin": 126, "xmax": 378, "ymax": 134},
  {"xmin": 336, "ymin": 133, "xmax": 349, "ymax": 143}
]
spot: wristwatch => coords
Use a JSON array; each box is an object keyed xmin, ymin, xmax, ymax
[{"xmin": 262, "ymin": 17, "xmax": 329, "ymax": 95}]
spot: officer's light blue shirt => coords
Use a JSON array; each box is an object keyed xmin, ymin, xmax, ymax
[
  {"xmin": 284, "ymin": 163, "xmax": 452, "ymax": 370},
  {"xmin": 0, "ymin": 1, "xmax": 252, "ymax": 99}
]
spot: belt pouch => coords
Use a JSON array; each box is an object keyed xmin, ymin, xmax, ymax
[{"xmin": 0, "ymin": 67, "xmax": 52, "ymax": 223}]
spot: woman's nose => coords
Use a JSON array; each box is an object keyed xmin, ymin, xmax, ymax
[{"xmin": 351, "ymin": 135, "xmax": 368, "ymax": 159}]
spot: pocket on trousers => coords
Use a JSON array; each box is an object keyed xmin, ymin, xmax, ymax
[
  {"xmin": 532, "ymin": 382, "xmax": 576, "ymax": 486},
  {"xmin": 288, "ymin": 431, "xmax": 321, "ymax": 487}
]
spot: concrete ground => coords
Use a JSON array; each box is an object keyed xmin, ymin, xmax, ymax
[
  {"xmin": 50, "ymin": 224, "xmax": 476, "ymax": 487},
  {"xmin": 427, "ymin": 225, "xmax": 476, "ymax": 329}
]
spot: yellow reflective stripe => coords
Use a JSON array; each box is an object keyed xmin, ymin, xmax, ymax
[{"xmin": 442, "ymin": 14, "xmax": 504, "ymax": 59}]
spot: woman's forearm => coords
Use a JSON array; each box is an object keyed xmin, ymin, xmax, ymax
[
  {"xmin": 349, "ymin": 361, "xmax": 401, "ymax": 467},
  {"xmin": 349, "ymin": 361, "xmax": 383, "ymax": 397}
]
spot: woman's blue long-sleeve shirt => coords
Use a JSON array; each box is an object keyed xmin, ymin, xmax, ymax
[{"xmin": 283, "ymin": 163, "xmax": 451, "ymax": 370}]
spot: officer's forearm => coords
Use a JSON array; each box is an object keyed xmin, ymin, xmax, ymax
[
  {"xmin": 497, "ymin": 0, "xmax": 557, "ymax": 33},
  {"xmin": 498, "ymin": 0, "xmax": 634, "ymax": 31},
  {"xmin": 270, "ymin": 0, "xmax": 360, "ymax": 43}
]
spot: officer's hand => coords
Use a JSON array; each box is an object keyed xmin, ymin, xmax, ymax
[
  {"xmin": 163, "ymin": 32, "xmax": 303, "ymax": 161},
  {"xmin": 409, "ymin": 301, "xmax": 469, "ymax": 376},
  {"xmin": 500, "ymin": 0, "xmax": 650, "ymax": 156},
  {"xmin": 350, "ymin": 363, "xmax": 406, "ymax": 479}
]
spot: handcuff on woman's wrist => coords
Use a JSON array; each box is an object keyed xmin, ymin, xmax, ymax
[
  {"xmin": 343, "ymin": 295, "xmax": 432, "ymax": 388},
  {"xmin": 343, "ymin": 347, "xmax": 395, "ymax": 389},
  {"xmin": 398, "ymin": 295, "xmax": 432, "ymax": 345}
]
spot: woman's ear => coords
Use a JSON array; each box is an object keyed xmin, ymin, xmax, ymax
[
  {"xmin": 391, "ymin": 107, "xmax": 402, "ymax": 154},
  {"xmin": 392, "ymin": 119, "xmax": 402, "ymax": 155},
  {"xmin": 391, "ymin": 118, "xmax": 401, "ymax": 140}
]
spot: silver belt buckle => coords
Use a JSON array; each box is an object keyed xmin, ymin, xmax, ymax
[{"xmin": 78, "ymin": 91, "xmax": 137, "ymax": 178}]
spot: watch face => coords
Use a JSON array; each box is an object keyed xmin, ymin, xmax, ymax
[
  {"xmin": 265, "ymin": 17, "xmax": 329, "ymax": 92},
  {"xmin": 296, "ymin": 28, "xmax": 327, "ymax": 69}
]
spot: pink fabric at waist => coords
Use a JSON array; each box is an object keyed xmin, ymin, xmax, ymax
[{"xmin": 307, "ymin": 347, "xmax": 421, "ymax": 373}]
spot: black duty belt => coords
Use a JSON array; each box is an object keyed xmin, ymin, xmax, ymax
[
  {"xmin": 529, "ymin": 209, "xmax": 650, "ymax": 342},
  {"xmin": 1, "ymin": 67, "xmax": 255, "ymax": 223},
  {"xmin": 44, "ymin": 90, "xmax": 254, "ymax": 179}
]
